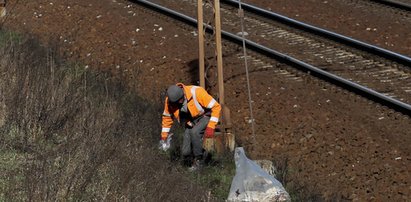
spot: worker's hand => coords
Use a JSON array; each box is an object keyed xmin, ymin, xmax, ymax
[
  {"xmin": 159, "ymin": 140, "xmax": 168, "ymax": 151},
  {"xmin": 204, "ymin": 127, "xmax": 214, "ymax": 138},
  {"xmin": 159, "ymin": 133, "xmax": 173, "ymax": 151}
]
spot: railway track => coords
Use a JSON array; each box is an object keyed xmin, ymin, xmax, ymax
[
  {"xmin": 367, "ymin": 0, "xmax": 411, "ymax": 12},
  {"xmin": 130, "ymin": 0, "xmax": 411, "ymax": 116},
  {"xmin": 343, "ymin": 0, "xmax": 411, "ymax": 22}
]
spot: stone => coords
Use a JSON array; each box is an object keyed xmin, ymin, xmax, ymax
[{"xmin": 0, "ymin": 7, "xmax": 6, "ymax": 18}]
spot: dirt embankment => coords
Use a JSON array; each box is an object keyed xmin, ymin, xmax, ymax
[
  {"xmin": 0, "ymin": 31, "xmax": 215, "ymax": 201},
  {"xmin": 2, "ymin": 0, "xmax": 410, "ymax": 201}
]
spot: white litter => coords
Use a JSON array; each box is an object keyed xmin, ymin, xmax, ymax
[
  {"xmin": 227, "ymin": 147, "xmax": 290, "ymax": 202},
  {"xmin": 159, "ymin": 133, "xmax": 173, "ymax": 151},
  {"xmin": 237, "ymin": 31, "xmax": 249, "ymax": 36}
]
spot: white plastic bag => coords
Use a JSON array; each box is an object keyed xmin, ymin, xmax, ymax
[
  {"xmin": 227, "ymin": 147, "xmax": 291, "ymax": 202},
  {"xmin": 159, "ymin": 133, "xmax": 173, "ymax": 151}
]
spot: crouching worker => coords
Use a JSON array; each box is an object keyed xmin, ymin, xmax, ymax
[{"xmin": 160, "ymin": 83, "xmax": 221, "ymax": 171}]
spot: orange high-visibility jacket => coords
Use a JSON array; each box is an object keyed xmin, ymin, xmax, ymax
[{"xmin": 161, "ymin": 83, "xmax": 221, "ymax": 139}]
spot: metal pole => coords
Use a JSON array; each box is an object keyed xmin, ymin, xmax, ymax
[{"xmin": 198, "ymin": 0, "xmax": 205, "ymax": 88}]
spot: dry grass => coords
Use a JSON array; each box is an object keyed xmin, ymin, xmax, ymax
[{"xmin": 0, "ymin": 30, "xmax": 216, "ymax": 201}]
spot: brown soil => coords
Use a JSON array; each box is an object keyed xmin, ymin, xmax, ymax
[{"xmin": 2, "ymin": 0, "xmax": 410, "ymax": 201}]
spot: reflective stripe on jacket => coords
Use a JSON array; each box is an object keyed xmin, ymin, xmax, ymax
[{"xmin": 161, "ymin": 83, "xmax": 221, "ymax": 138}]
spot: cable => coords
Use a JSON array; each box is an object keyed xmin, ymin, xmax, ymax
[{"xmin": 238, "ymin": 0, "xmax": 256, "ymax": 144}]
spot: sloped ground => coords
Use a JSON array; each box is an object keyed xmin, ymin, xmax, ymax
[
  {"xmin": 1, "ymin": 0, "xmax": 410, "ymax": 201},
  {"xmin": 0, "ymin": 32, "xmax": 215, "ymax": 201}
]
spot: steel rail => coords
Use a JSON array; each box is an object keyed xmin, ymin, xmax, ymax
[
  {"xmin": 131, "ymin": 0, "xmax": 411, "ymax": 116},
  {"xmin": 222, "ymin": 0, "xmax": 411, "ymax": 67},
  {"xmin": 370, "ymin": 0, "xmax": 411, "ymax": 11}
]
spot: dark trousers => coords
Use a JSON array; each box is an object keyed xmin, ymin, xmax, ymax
[{"xmin": 182, "ymin": 115, "xmax": 209, "ymax": 158}]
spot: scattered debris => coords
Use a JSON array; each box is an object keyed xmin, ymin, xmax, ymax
[{"xmin": 236, "ymin": 31, "xmax": 249, "ymax": 36}]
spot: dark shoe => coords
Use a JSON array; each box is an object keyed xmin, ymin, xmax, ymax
[{"xmin": 182, "ymin": 155, "xmax": 193, "ymax": 167}]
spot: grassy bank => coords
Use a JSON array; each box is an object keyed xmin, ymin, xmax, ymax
[
  {"xmin": 0, "ymin": 30, "xmax": 217, "ymax": 201},
  {"xmin": 0, "ymin": 29, "xmax": 158, "ymax": 200}
]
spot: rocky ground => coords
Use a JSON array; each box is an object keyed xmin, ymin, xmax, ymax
[
  {"xmin": 1, "ymin": 0, "xmax": 410, "ymax": 200},
  {"xmin": 250, "ymin": 0, "xmax": 411, "ymax": 57}
]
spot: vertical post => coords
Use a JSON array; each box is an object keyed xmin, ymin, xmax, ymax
[
  {"xmin": 215, "ymin": 0, "xmax": 235, "ymax": 152},
  {"xmin": 202, "ymin": 0, "xmax": 236, "ymax": 153},
  {"xmin": 214, "ymin": 0, "xmax": 224, "ymax": 105},
  {"xmin": 198, "ymin": 0, "xmax": 205, "ymax": 88}
]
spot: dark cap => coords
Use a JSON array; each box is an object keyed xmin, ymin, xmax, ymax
[{"xmin": 167, "ymin": 85, "xmax": 184, "ymax": 103}]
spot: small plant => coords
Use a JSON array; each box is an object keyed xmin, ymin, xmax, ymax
[
  {"xmin": 0, "ymin": 126, "xmax": 26, "ymax": 201},
  {"xmin": 0, "ymin": 30, "xmax": 21, "ymax": 46},
  {"xmin": 189, "ymin": 151, "xmax": 236, "ymax": 201}
]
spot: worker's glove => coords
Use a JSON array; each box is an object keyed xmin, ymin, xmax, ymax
[
  {"xmin": 204, "ymin": 127, "xmax": 215, "ymax": 138},
  {"xmin": 159, "ymin": 133, "xmax": 173, "ymax": 151},
  {"xmin": 161, "ymin": 132, "xmax": 168, "ymax": 141}
]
